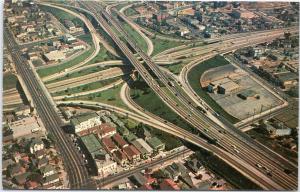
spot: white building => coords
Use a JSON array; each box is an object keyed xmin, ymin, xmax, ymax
[
  {"xmin": 43, "ymin": 50, "xmax": 66, "ymax": 62},
  {"xmin": 70, "ymin": 112, "xmax": 102, "ymax": 134},
  {"xmin": 96, "ymin": 158, "xmax": 117, "ymax": 176},
  {"xmin": 63, "ymin": 34, "xmax": 76, "ymax": 43}
]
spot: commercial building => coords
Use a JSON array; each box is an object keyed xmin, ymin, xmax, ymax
[
  {"xmin": 266, "ymin": 123, "xmax": 292, "ymax": 137},
  {"xmin": 275, "ymin": 72, "xmax": 298, "ymax": 89},
  {"xmin": 80, "ymin": 134, "xmax": 106, "ymax": 159},
  {"xmin": 96, "ymin": 155, "xmax": 117, "ymax": 176},
  {"xmin": 8, "ymin": 116, "xmax": 46, "ymax": 140},
  {"xmin": 43, "ymin": 50, "xmax": 65, "ymax": 62},
  {"xmin": 131, "ymin": 138, "xmax": 153, "ymax": 159},
  {"xmin": 70, "ymin": 112, "xmax": 101, "ymax": 134}
]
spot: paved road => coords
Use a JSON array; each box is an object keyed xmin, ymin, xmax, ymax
[{"xmin": 4, "ymin": 26, "xmax": 96, "ymax": 189}]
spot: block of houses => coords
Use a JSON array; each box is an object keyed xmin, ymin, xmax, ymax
[
  {"xmin": 25, "ymin": 180, "xmax": 40, "ymax": 189},
  {"xmin": 112, "ymin": 133, "xmax": 129, "ymax": 149},
  {"xmin": 123, "ymin": 145, "xmax": 141, "ymax": 163},
  {"xmin": 70, "ymin": 112, "xmax": 101, "ymax": 134},
  {"xmin": 131, "ymin": 138, "xmax": 153, "ymax": 159},
  {"xmin": 112, "ymin": 150, "xmax": 128, "ymax": 167},
  {"xmin": 29, "ymin": 138, "xmax": 44, "ymax": 154},
  {"xmin": 146, "ymin": 137, "xmax": 165, "ymax": 152},
  {"xmin": 98, "ymin": 123, "xmax": 116, "ymax": 139},
  {"xmin": 102, "ymin": 137, "xmax": 118, "ymax": 153}
]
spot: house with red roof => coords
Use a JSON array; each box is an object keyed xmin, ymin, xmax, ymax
[
  {"xmin": 98, "ymin": 123, "xmax": 116, "ymax": 139},
  {"xmin": 102, "ymin": 137, "xmax": 117, "ymax": 153},
  {"xmin": 138, "ymin": 183, "xmax": 153, "ymax": 190},
  {"xmin": 112, "ymin": 133, "xmax": 128, "ymax": 149},
  {"xmin": 123, "ymin": 145, "xmax": 141, "ymax": 164},
  {"xmin": 160, "ymin": 179, "xmax": 180, "ymax": 190},
  {"xmin": 112, "ymin": 150, "xmax": 128, "ymax": 167}
]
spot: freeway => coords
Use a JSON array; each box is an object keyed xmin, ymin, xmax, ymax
[
  {"xmin": 80, "ymin": 2, "xmax": 297, "ymax": 190},
  {"xmin": 4, "ymin": 26, "xmax": 96, "ymax": 189}
]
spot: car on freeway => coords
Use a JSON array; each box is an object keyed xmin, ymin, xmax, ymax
[{"xmin": 256, "ymin": 163, "xmax": 263, "ymax": 168}]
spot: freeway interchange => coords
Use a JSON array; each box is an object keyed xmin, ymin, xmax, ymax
[{"xmin": 80, "ymin": 1, "xmax": 297, "ymax": 190}]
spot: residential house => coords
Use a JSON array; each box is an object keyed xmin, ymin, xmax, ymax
[
  {"xmin": 37, "ymin": 157, "xmax": 48, "ymax": 168},
  {"xmin": 40, "ymin": 164, "xmax": 56, "ymax": 178},
  {"xmin": 112, "ymin": 133, "xmax": 129, "ymax": 149},
  {"xmin": 185, "ymin": 158, "xmax": 204, "ymax": 175},
  {"xmin": 112, "ymin": 150, "xmax": 128, "ymax": 167},
  {"xmin": 98, "ymin": 123, "xmax": 116, "ymax": 139},
  {"xmin": 131, "ymin": 138, "xmax": 153, "ymax": 159},
  {"xmin": 8, "ymin": 164, "xmax": 26, "ymax": 177},
  {"xmin": 35, "ymin": 149, "xmax": 46, "ymax": 159},
  {"xmin": 25, "ymin": 180, "xmax": 39, "ymax": 189},
  {"xmin": 29, "ymin": 138, "xmax": 44, "ymax": 154},
  {"xmin": 102, "ymin": 137, "xmax": 118, "ymax": 153},
  {"xmin": 43, "ymin": 173, "xmax": 60, "ymax": 186},
  {"xmin": 123, "ymin": 145, "xmax": 141, "ymax": 163},
  {"xmin": 13, "ymin": 172, "xmax": 30, "ymax": 186}
]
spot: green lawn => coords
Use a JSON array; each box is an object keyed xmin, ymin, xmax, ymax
[
  {"xmin": 40, "ymin": 5, "xmax": 85, "ymax": 28},
  {"xmin": 86, "ymin": 46, "xmax": 118, "ymax": 65},
  {"xmin": 115, "ymin": 3, "xmax": 129, "ymax": 11},
  {"xmin": 130, "ymin": 80, "xmax": 198, "ymax": 134},
  {"xmin": 37, "ymin": 33, "xmax": 95, "ymax": 78},
  {"xmin": 45, "ymin": 65, "xmax": 111, "ymax": 84},
  {"xmin": 124, "ymin": 7, "xmax": 138, "ymax": 17},
  {"xmin": 3, "ymin": 73, "xmax": 18, "ymax": 90},
  {"xmin": 64, "ymin": 83, "xmax": 129, "ymax": 110},
  {"xmin": 187, "ymin": 55, "xmax": 239, "ymax": 124},
  {"xmin": 52, "ymin": 76, "xmax": 122, "ymax": 97},
  {"xmin": 151, "ymin": 38, "xmax": 184, "ymax": 56},
  {"xmin": 122, "ymin": 22, "xmax": 148, "ymax": 53}
]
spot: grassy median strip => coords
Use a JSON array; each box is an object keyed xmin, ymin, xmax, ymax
[
  {"xmin": 63, "ymin": 83, "xmax": 129, "ymax": 110},
  {"xmin": 122, "ymin": 22, "xmax": 148, "ymax": 53},
  {"xmin": 130, "ymin": 80, "xmax": 198, "ymax": 133},
  {"xmin": 37, "ymin": 33, "xmax": 95, "ymax": 78},
  {"xmin": 151, "ymin": 38, "xmax": 184, "ymax": 56},
  {"xmin": 52, "ymin": 76, "xmax": 122, "ymax": 97},
  {"xmin": 187, "ymin": 55, "xmax": 239, "ymax": 124},
  {"xmin": 86, "ymin": 46, "xmax": 118, "ymax": 65},
  {"xmin": 45, "ymin": 65, "xmax": 111, "ymax": 84}
]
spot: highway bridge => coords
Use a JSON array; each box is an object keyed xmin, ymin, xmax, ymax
[{"xmin": 79, "ymin": 2, "xmax": 297, "ymax": 190}]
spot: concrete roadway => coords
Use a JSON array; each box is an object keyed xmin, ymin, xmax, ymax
[
  {"xmin": 4, "ymin": 26, "xmax": 96, "ymax": 189},
  {"xmin": 82, "ymin": 3, "xmax": 297, "ymax": 189}
]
